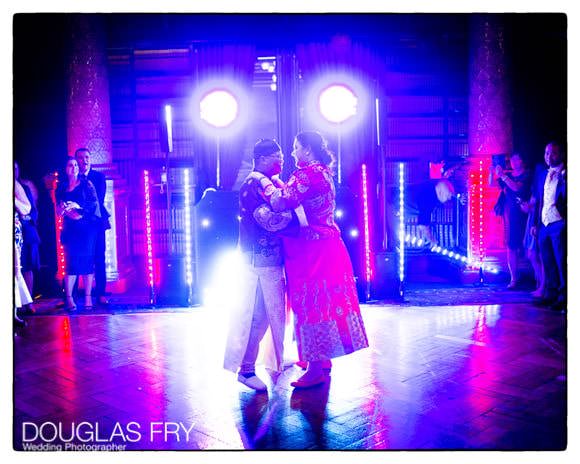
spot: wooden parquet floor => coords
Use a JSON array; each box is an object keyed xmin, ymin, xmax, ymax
[{"xmin": 13, "ymin": 303, "xmax": 566, "ymax": 451}]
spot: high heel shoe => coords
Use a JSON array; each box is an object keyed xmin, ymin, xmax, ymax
[
  {"xmin": 65, "ymin": 296, "xmax": 77, "ymax": 311},
  {"xmin": 291, "ymin": 372, "xmax": 327, "ymax": 389},
  {"xmin": 84, "ymin": 296, "xmax": 94, "ymax": 310},
  {"xmin": 296, "ymin": 360, "xmax": 332, "ymax": 371}
]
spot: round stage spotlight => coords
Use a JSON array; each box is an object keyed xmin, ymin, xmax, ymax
[
  {"xmin": 304, "ymin": 73, "xmax": 368, "ymax": 133},
  {"xmin": 199, "ymin": 89, "xmax": 239, "ymax": 128},
  {"xmin": 305, "ymin": 73, "xmax": 368, "ymax": 184},
  {"xmin": 318, "ymin": 84, "xmax": 358, "ymax": 124},
  {"xmin": 192, "ymin": 80, "xmax": 248, "ymax": 187},
  {"xmin": 192, "ymin": 79, "xmax": 247, "ymax": 136}
]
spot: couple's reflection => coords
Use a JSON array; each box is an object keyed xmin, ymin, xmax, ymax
[
  {"xmin": 235, "ymin": 375, "xmax": 332, "ymax": 450},
  {"xmin": 236, "ymin": 390, "xmax": 270, "ymax": 449},
  {"xmin": 290, "ymin": 376, "xmax": 331, "ymax": 449}
]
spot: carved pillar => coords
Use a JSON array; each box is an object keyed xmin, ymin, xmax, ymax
[
  {"xmin": 66, "ymin": 14, "xmax": 113, "ymax": 163},
  {"xmin": 467, "ymin": 15, "xmax": 512, "ymax": 271},
  {"xmin": 468, "ymin": 15, "xmax": 513, "ymax": 157},
  {"xmin": 66, "ymin": 14, "xmax": 133, "ymax": 290}
]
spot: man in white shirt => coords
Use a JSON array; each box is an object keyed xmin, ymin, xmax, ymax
[{"xmin": 530, "ymin": 142, "xmax": 566, "ymax": 311}]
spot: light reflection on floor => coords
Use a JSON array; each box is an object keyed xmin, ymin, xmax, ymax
[{"xmin": 13, "ymin": 303, "xmax": 566, "ymax": 450}]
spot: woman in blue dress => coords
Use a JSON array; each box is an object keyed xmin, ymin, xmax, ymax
[
  {"xmin": 495, "ymin": 153, "xmax": 531, "ymax": 289},
  {"xmin": 55, "ymin": 157, "xmax": 99, "ymax": 310}
]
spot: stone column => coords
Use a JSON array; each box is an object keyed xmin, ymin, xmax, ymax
[
  {"xmin": 65, "ymin": 14, "xmax": 133, "ymax": 290},
  {"xmin": 468, "ymin": 15, "xmax": 512, "ymax": 157},
  {"xmin": 467, "ymin": 15, "xmax": 512, "ymax": 273},
  {"xmin": 66, "ymin": 14, "xmax": 113, "ymax": 163}
]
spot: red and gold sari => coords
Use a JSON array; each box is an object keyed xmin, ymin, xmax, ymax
[{"xmin": 267, "ymin": 161, "xmax": 368, "ymax": 362}]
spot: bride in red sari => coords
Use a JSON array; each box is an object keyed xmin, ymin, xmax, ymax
[{"xmin": 251, "ymin": 131, "xmax": 368, "ymax": 388}]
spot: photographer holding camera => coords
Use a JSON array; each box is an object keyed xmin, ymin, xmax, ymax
[{"xmin": 493, "ymin": 153, "xmax": 531, "ymax": 289}]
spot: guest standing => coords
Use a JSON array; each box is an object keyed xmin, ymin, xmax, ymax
[
  {"xmin": 495, "ymin": 153, "xmax": 531, "ymax": 289},
  {"xmin": 15, "ymin": 161, "xmax": 41, "ymax": 307},
  {"xmin": 520, "ymin": 151, "xmax": 550, "ymax": 297},
  {"xmin": 530, "ymin": 142, "xmax": 566, "ymax": 311},
  {"xmin": 56, "ymin": 157, "xmax": 99, "ymax": 310},
  {"xmin": 75, "ymin": 148, "xmax": 111, "ymax": 305},
  {"xmin": 15, "ymin": 179, "xmax": 33, "ymax": 326}
]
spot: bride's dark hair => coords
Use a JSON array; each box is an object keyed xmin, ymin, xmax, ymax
[{"xmin": 295, "ymin": 131, "xmax": 336, "ymax": 171}]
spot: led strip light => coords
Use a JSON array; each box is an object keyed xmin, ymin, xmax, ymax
[
  {"xmin": 183, "ymin": 168, "xmax": 193, "ymax": 295},
  {"xmin": 404, "ymin": 234, "xmax": 498, "ymax": 273},
  {"xmin": 398, "ymin": 163, "xmax": 405, "ymax": 289},
  {"xmin": 143, "ymin": 170, "xmax": 155, "ymax": 300},
  {"xmin": 361, "ymin": 164, "xmax": 372, "ymax": 298}
]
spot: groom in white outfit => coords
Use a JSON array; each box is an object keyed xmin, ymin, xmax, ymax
[{"xmin": 223, "ymin": 139, "xmax": 298, "ymax": 391}]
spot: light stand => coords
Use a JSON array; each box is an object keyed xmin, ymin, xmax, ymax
[
  {"xmin": 336, "ymin": 124, "xmax": 342, "ymax": 185},
  {"xmin": 216, "ymin": 136, "xmax": 221, "ymax": 189}
]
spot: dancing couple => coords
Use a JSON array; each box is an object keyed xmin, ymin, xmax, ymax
[{"xmin": 224, "ymin": 131, "xmax": 368, "ymax": 390}]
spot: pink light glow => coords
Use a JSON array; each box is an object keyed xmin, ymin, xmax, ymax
[
  {"xmin": 57, "ymin": 215, "xmax": 66, "ymax": 279},
  {"xmin": 467, "ymin": 157, "xmax": 504, "ymax": 269},
  {"xmin": 49, "ymin": 172, "xmax": 66, "ymax": 279},
  {"xmin": 361, "ymin": 164, "xmax": 373, "ymax": 292},
  {"xmin": 143, "ymin": 170, "xmax": 155, "ymax": 290}
]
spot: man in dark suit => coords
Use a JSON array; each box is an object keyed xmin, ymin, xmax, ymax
[
  {"xmin": 530, "ymin": 142, "xmax": 566, "ymax": 311},
  {"xmin": 75, "ymin": 148, "xmax": 111, "ymax": 305}
]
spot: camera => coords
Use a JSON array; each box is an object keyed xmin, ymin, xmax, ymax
[{"xmin": 492, "ymin": 154, "xmax": 507, "ymax": 169}]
